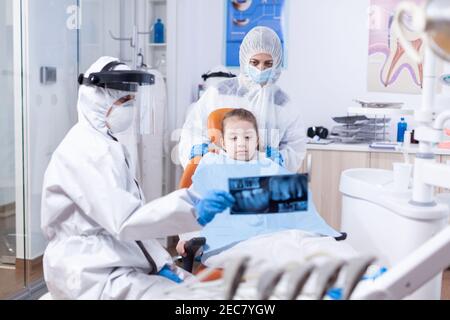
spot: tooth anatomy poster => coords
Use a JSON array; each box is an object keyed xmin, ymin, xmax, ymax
[
  {"xmin": 226, "ymin": 0, "xmax": 286, "ymax": 67},
  {"xmin": 368, "ymin": 0, "xmax": 426, "ymax": 94}
]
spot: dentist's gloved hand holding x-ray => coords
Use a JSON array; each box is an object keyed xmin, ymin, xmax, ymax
[
  {"xmin": 195, "ymin": 190, "xmax": 235, "ymax": 226},
  {"xmin": 176, "ymin": 190, "xmax": 235, "ymax": 257}
]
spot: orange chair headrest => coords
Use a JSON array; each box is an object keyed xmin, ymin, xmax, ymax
[{"xmin": 207, "ymin": 108, "xmax": 234, "ymax": 145}]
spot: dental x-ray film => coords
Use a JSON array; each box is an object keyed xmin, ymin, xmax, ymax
[{"xmin": 229, "ymin": 174, "xmax": 308, "ymax": 214}]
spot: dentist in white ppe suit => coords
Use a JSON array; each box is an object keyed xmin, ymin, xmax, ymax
[
  {"xmin": 179, "ymin": 26, "xmax": 306, "ymax": 172},
  {"xmin": 40, "ymin": 56, "xmax": 234, "ymax": 300}
]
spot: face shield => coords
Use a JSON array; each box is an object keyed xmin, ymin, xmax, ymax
[{"xmin": 78, "ymin": 61, "xmax": 154, "ymax": 135}]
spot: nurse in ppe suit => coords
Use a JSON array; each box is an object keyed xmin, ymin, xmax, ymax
[
  {"xmin": 40, "ymin": 56, "xmax": 233, "ymax": 300},
  {"xmin": 179, "ymin": 26, "xmax": 306, "ymax": 172}
]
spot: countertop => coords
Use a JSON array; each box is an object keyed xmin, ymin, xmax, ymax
[{"xmin": 306, "ymin": 142, "xmax": 450, "ymax": 156}]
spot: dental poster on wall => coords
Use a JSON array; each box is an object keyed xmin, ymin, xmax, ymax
[
  {"xmin": 226, "ymin": 0, "xmax": 287, "ymax": 67},
  {"xmin": 367, "ymin": 0, "xmax": 427, "ymax": 94}
]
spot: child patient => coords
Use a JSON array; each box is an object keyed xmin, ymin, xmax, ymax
[
  {"xmin": 218, "ymin": 108, "xmax": 261, "ymax": 162},
  {"xmin": 176, "ymin": 109, "xmax": 354, "ymax": 269},
  {"xmin": 176, "ymin": 108, "xmax": 262, "ymax": 256}
]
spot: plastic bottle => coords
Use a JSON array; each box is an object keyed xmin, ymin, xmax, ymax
[
  {"xmin": 153, "ymin": 18, "xmax": 164, "ymax": 43},
  {"xmin": 397, "ymin": 117, "xmax": 408, "ymax": 143}
]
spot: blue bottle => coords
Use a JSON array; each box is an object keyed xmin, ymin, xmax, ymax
[
  {"xmin": 153, "ymin": 18, "xmax": 164, "ymax": 43},
  {"xmin": 397, "ymin": 117, "xmax": 408, "ymax": 142}
]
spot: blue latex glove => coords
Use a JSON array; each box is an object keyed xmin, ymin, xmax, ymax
[
  {"xmin": 362, "ymin": 266, "xmax": 388, "ymax": 281},
  {"xmin": 234, "ymin": 188, "xmax": 270, "ymax": 213},
  {"xmin": 196, "ymin": 190, "xmax": 235, "ymax": 226},
  {"xmin": 157, "ymin": 265, "xmax": 183, "ymax": 283},
  {"xmin": 190, "ymin": 143, "xmax": 209, "ymax": 160},
  {"xmin": 268, "ymin": 175, "xmax": 304, "ymax": 201},
  {"xmin": 326, "ymin": 267, "xmax": 388, "ymax": 300},
  {"xmin": 266, "ymin": 146, "xmax": 285, "ymax": 167},
  {"xmin": 327, "ymin": 287, "xmax": 343, "ymax": 300}
]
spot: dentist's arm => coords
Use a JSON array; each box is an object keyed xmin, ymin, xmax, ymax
[
  {"xmin": 47, "ymin": 153, "xmax": 202, "ymax": 241},
  {"xmin": 118, "ymin": 188, "xmax": 204, "ymax": 239}
]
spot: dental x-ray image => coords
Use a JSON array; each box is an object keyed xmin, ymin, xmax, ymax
[{"xmin": 229, "ymin": 174, "xmax": 308, "ymax": 214}]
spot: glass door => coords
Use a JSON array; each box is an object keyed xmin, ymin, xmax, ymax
[
  {"xmin": 0, "ymin": 0, "xmax": 81, "ymax": 299},
  {"xmin": 0, "ymin": 0, "xmax": 25, "ymax": 299},
  {"xmin": 23, "ymin": 0, "xmax": 79, "ymax": 296},
  {"xmin": 0, "ymin": 0, "xmax": 142, "ymax": 299}
]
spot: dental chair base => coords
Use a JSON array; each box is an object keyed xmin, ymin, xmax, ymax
[{"xmin": 353, "ymin": 225, "xmax": 450, "ymax": 300}]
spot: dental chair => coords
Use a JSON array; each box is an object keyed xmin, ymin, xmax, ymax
[{"xmin": 177, "ymin": 108, "xmax": 346, "ymax": 277}]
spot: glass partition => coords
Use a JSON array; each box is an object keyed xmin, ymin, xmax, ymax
[
  {"xmin": 22, "ymin": 0, "xmax": 80, "ymax": 295},
  {"xmin": 0, "ymin": 0, "xmax": 132, "ymax": 299},
  {"xmin": 0, "ymin": 0, "xmax": 81, "ymax": 299},
  {"xmin": 0, "ymin": 0, "xmax": 25, "ymax": 299}
]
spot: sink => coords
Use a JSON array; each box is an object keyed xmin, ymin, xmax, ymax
[{"xmin": 340, "ymin": 168, "xmax": 411, "ymax": 200}]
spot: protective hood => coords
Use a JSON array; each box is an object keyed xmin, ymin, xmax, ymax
[
  {"xmin": 239, "ymin": 26, "xmax": 283, "ymax": 86},
  {"xmin": 77, "ymin": 56, "xmax": 132, "ymax": 136}
]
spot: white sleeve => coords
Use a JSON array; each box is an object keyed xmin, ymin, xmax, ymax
[
  {"xmin": 178, "ymin": 88, "xmax": 218, "ymax": 168},
  {"xmin": 177, "ymin": 187, "xmax": 204, "ymax": 241},
  {"xmin": 44, "ymin": 153, "xmax": 202, "ymax": 241},
  {"xmin": 117, "ymin": 188, "xmax": 202, "ymax": 240},
  {"xmin": 279, "ymin": 112, "xmax": 307, "ymax": 173}
]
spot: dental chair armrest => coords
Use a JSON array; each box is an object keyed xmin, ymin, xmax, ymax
[
  {"xmin": 335, "ymin": 232, "xmax": 347, "ymax": 241},
  {"xmin": 182, "ymin": 237, "xmax": 206, "ymax": 273}
]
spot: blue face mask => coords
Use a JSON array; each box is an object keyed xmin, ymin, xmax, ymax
[{"xmin": 247, "ymin": 65, "xmax": 274, "ymax": 84}]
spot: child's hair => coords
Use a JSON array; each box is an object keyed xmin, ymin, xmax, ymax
[{"xmin": 221, "ymin": 108, "xmax": 259, "ymax": 136}]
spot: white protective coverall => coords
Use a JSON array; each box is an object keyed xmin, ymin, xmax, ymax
[
  {"xmin": 179, "ymin": 26, "xmax": 306, "ymax": 172},
  {"xmin": 41, "ymin": 57, "xmax": 201, "ymax": 300}
]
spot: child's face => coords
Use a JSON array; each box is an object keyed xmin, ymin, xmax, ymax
[{"xmin": 222, "ymin": 118, "xmax": 258, "ymax": 161}]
